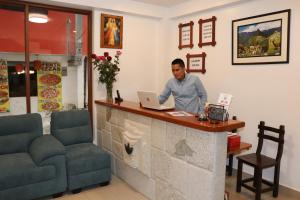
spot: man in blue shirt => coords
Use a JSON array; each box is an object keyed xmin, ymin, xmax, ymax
[{"xmin": 159, "ymin": 58, "xmax": 207, "ymax": 115}]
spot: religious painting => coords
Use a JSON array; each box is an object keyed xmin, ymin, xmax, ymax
[
  {"xmin": 178, "ymin": 21, "xmax": 194, "ymax": 49},
  {"xmin": 198, "ymin": 16, "xmax": 216, "ymax": 47},
  {"xmin": 186, "ymin": 53, "xmax": 206, "ymax": 74},
  {"xmin": 232, "ymin": 9, "xmax": 290, "ymax": 65},
  {"xmin": 101, "ymin": 14, "xmax": 123, "ymax": 49}
]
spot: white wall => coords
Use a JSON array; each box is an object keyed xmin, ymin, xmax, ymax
[{"xmin": 165, "ymin": 0, "xmax": 300, "ymax": 191}]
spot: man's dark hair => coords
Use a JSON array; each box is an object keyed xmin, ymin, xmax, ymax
[{"xmin": 171, "ymin": 58, "xmax": 185, "ymax": 68}]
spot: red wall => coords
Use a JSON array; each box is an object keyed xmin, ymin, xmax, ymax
[{"xmin": 0, "ymin": 9, "xmax": 88, "ymax": 55}]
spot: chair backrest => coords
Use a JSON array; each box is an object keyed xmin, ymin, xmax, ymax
[
  {"xmin": 50, "ymin": 110, "xmax": 93, "ymax": 146},
  {"xmin": 256, "ymin": 121, "xmax": 285, "ymax": 162},
  {"xmin": 0, "ymin": 113, "xmax": 43, "ymax": 155}
]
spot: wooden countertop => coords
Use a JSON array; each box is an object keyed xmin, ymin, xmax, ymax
[{"xmin": 95, "ymin": 100, "xmax": 245, "ymax": 132}]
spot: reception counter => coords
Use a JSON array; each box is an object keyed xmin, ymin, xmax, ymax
[{"xmin": 95, "ymin": 100, "xmax": 245, "ymax": 200}]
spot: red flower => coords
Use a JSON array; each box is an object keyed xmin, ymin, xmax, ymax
[
  {"xmin": 107, "ymin": 56, "xmax": 112, "ymax": 61},
  {"xmin": 104, "ymin": 52, "xmax": 109, "ymax": 57},
  {"xmin": 91, "ymin": 53, "xmax": 97, "ymax": 59},
  {"xmin": 99, "ymin": 56, "xmax": 105, "ymax": 61}
]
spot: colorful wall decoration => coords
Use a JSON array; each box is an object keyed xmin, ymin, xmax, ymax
[
  {"xmin": 0, "ymin": 59, "xmax": 10, "ymax": 112},
  {"xmin": 37, "ymin": 61, "xmax": 62, "ymax": 112}
]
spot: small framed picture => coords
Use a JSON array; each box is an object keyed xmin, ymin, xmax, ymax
[
  {"xmin": 100, "ymin": 13, "xmax": 123, "ymax": 49},
  {"xmin": 178, "ymin": 21, "xmax": 194, "ymax": 49},
  {"xmin": 232, "ymin": 9, "xmax": 290, "ymax": 65},
  {"xmin": 186, "ymin": 53, "xmax": 206, "ymax": 74},
  {"xmin": 198, "ymin": 16, "xmax": 217, "ymax": 47}
]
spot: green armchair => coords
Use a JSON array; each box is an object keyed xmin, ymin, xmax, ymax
[
  {"xmin": 50, "ymin": 110, "xmax": 111, "ymax": 192},
  {"xmin": 0, "ymin": 113, "xmax": 67, "ymax": 200}
]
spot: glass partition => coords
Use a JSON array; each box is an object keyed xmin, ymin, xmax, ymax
[{"xmin": 28, "ymin": 7, "xmax": 89, "ymax": 133}]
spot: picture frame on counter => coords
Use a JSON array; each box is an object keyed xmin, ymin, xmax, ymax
[
  {"xmin": 186, "ymin": 52, "xmax": 206, "ymax": 74},
  {"xmin": 198, "ymin": 16, "xmax": 217, "ymax": 47},
  {"xmin": 232, "ymin": 9, "xmax": 290, "ymax": 65},
  {"xmin": 178, "ymin": 21, "xmax": 194, "ymax": 49}
]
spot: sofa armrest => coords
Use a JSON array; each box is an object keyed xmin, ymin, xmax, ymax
[{"xmin": 29, "ymin": 135, "xmax": 65, "ymax": 165}]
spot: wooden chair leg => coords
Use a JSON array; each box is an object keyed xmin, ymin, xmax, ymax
[
  {"xmin": 253, "ymin": 167, "xmax": 258, "ymax": 188},
  {"xmin": 273, "ymin": 165, "xmax": 280, "ymax": 197},
  {"xmin": 228, "ymin": 154, "xmax": 233, "ymax": 176},
  {"xmin": 236, "ymin": 160, "xmax": 243, "ymax": 192},
  {"xmin": 255, "ymin": 168, "xmax": 262, "ymax": 200}
]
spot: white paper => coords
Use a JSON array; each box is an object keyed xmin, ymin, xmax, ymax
[
  {"xmin": 167, "ymin": 111, "xmax": 193, "ymax": 117},
  {"xmin": 217, "ymin": 93, "xmax": 233, "ymax": 111}
]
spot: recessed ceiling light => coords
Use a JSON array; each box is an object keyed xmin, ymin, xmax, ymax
[{"xmin": 29, "ymin": 7, "xmax": 48, "ymax": 23}]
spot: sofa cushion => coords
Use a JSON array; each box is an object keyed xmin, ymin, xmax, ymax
[
  {"xmin": 0, "ymin": 113, "xmax": 43, "ymax": 155},
  {"xmin": 66, "ymin": 143, "xmax": 110, "ymax": 176},
  {"xmin": 51, "ymin": 110, "xmax": 93, "ymax": 146},
  {"xmin": 0, "ymin": 153, "xmax": 56, "ymax": 190}
]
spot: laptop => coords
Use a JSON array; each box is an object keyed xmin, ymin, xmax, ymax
[{"xmin": 137, "ymin": 91, "xmax": 174, "ymax": 110}]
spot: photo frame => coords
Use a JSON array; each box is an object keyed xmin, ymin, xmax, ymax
[
  {"xmin": 186, "ymin": 52, "xmax": 206, "ymax": 74},
  {"xmin": 198, "ymin": 16, "xmax": 217, "ymax": 47},
  {"xmin": 232, "ymin": 9, "xmax": 290, "ymax": 65},
  {"xmin": 100, "ymin": 13, "xmax": 123, "ymax": 49},
  {"xmin": 178, "ymin": 21, "xmax": 194, "ymax": 49}
]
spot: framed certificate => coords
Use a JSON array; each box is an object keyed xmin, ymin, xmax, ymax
[
  {"xmin": 186, "ymin": 53, "xmax": 206, "ymax": 74},
  {"xmin": 178, "ymin": 21, "xmax": 194, "ymax": 49},
  {"xmin": 198, "ymin": 16, "xmax": 217, "ymax": 47}
]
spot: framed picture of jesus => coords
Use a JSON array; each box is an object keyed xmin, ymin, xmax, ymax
[{"xmin": 101, "ymin": 14, "xmax": 123, "ymax": 49}]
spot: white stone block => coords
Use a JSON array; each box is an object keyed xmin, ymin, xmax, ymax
[
  {"xmin": 169, "ymin": 157, "xmax": 188, "ymax": 195},
  {"xmin": 186, "ymin": 164, "xmax": 213, "ymax": 200},
  {"xmin": 186, "ymin": 128, "xmax": 213, "ymax": 170},
  {"xmin": 151, "ymin": 147, "xmax": 170, "ymax": 181},
  {"xmin": 115, "ymin": 158, "xmax": 155, "ymax": 200},
  {"xmin": 122, "ymin": 119, "xmax": 151, "ymax": 177},
  {"xmin": 117, "ymin": 110, "xmax": 128, "ymax": 127},
  {"xmin": 128, "ymin": 112, "xmax": 152, "ymax": 126},
  {"xmin": 102, "ymin": 129, "xmax": 112, "ymax": 151},
  {"xmin": 111, "ymin": 124, "xmax": 124, "ymax": 143},
  {"xmin": 151, "ymin": 119, "xmax": 166, "ymax": 150},
  {"xmin": 166, "ymin": 123, "xmax": 186, "ymax": 160},
  {"xmin": 109, "ymin": 109, "xmax": 118, "ymax": 125},
  {"xmin": 112, "ymin": 141, "xmax": 123, "ymax": 159},
  {"xmin": 155, "ymin": 178, "xmax": 170, "ymax": 200}
]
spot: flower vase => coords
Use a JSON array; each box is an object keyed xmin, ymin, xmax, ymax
[{"xmin": 106, "ymin": 84, "xmax": 113, "ymax": 102}]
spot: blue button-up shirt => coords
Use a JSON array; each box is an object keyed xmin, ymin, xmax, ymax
[{"xmin": 159, "ymin": 74, "xmax": 207, "ymax": 114}]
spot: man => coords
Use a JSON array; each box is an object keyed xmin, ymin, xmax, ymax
[{"xmin": 159, "ymin": 58, "xmax": 207, "ymax": 115}]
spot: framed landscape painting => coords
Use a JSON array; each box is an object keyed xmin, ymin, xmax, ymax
[
  {"xmin": 232, "ymin": 9, "xmax": 290, "ymax": 65},
  {"xmin": 101, "ymin": 14, "xmax": 123, "ymax": 49}
]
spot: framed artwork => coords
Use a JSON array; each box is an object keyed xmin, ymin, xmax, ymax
[
  {"xmin": 232, "ymin": 9, "xmax": 290, "ymax": 65},
  {"xmin": 186, "ymin": 52, "xmax": 206, "ymax": 74},
  {"xmin": 178, "ymin": 21, "xmax": 194, "ymax": 49},
  {"xmin": 101, "ymin": 13, "xmax": 123, "ymax": 49},
  {"xmin": 198, "ymin": 16, "xmax": 217, "ymax": 47}
]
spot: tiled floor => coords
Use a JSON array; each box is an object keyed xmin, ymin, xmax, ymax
[{"xmin": 50, "ymin": 174, "xmax": 300, "ymax": 200}]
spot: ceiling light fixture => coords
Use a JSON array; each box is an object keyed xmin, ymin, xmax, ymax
[{"xmin": 29, "ymin": 7, "xmax": 48, "ymax": 23}]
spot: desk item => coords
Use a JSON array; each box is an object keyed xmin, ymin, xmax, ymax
[
  {"xmin": 137, "ymin": 91, "xmax": 173, "ymax": 110},
  {"xmin": 115, "ymin": 90, "xmax": 123, "ymax": 103},
  {"xmin": 207, "ymin": 104, "xmax": 228, "ymax": 123},
  {"xmin": 217, "ymin": 93, "xmax": 232, "ymax": 111},
  {"xmin": 227, "ymin": 133, "xmax": 241, "ymax": 148},
  {"xmin": 167, "ymin": 111, "xmax": 193, "ymax": 117}
]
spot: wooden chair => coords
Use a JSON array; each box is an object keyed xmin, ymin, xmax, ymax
[{"xmin": 236, "ymin": 121, "xmax": 285, "ymax": 200}]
